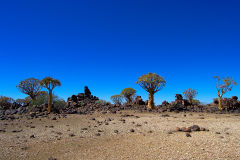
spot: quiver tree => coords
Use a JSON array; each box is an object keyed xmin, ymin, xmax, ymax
[
  {"xmin": 183, "ymin": 88, "xmax": 198, "ymax": 104},
  {"xmin": 136, "ymin": 73, "xmax": 166, "ymax": 109},
  {"xmin": 110, "ymin": 95, "xmax": 123, "ymax": 105},
  {"xmin": 40, "ymin": 77, "xmax": 61, "ymax": 112},
  {"xmin": 17, "ymin": 78, "xmax": 42, "ymax": 100},
  {"xmin": 214, "ymin": 76, "xmax": 237, "ymax": 110},
  {"xmin": 120, "ymin": 88, "xmax": 136, "ymax": 103}
]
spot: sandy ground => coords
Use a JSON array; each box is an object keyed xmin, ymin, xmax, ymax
[{"xmin": 1, "ymin": 111, "xmax": 240, "ymax": 160}]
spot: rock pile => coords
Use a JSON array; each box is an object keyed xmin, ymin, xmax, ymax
[
  {"xmin": 133, "ymin": 96, "xmax": 145, "ymax": 105},
  {"xmin": 66, "ymin": 86, "xmax": 99, "ymax": 107},
  {"xmin": 219, "ymin": 96, "xmax": 240, "ymax": 111}
]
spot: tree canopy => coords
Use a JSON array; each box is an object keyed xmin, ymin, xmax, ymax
[
  {"xmin": 110, "ymin": 95, "xmax": 123, "ymax": 105},
  {"xmin": 17, "ymin": 78, "xmax": 42, "ymax": 100},
  {"xmin": 40, "ymin": 77, "xmax": 61, "ymax": 91},
  {"xmin": 136, "ymin": 73, "xmax": 166, "ymax": 94},
  {"xmin": 121, "ymin": 88, "xmax": 136, "ymax": 103}
]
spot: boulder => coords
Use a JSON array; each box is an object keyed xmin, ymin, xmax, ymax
[{"xmin": 133, "ymin": 96, "xmax": 145, "ymax": 105}]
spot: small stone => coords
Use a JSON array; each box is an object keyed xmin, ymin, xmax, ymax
[
  {"xmin": 176, "ymin": 127, "xmax": 181, "ymax": 132},
  {"xmin": 181, "ymin": 127, "xmax": 191, "ymax": 132},
  {"xmin": 186, "ymin": 133, "xmax": 191, "ymax": 137},
  {"xmin": 95, "ymin": 133, "xmax": 101, "ymax": 136},
  {"xmin": 82, "ymin": 128, "xmax": 88, "ymax": 130},
  {"xmin": 21, "ymin": 146, "xmax": 28, "ymax": 150},
  {"xmin": 168, "ymin": 131, "xmax": 173, "ymax": 134},
  {"xmin": 114, "ymin": 130, "xmax": 119, "ymax": 133},
  {"xmin": 48, "ymin": 157, "xmax": 57, "ymax": 160},
  {"xmin": 52, "ymin": 117, "xmax": 57, "ymax": 120},
  {"xmin": 130, "ymin": 129, "xmax": 135, "ymax": 132},
  {"xmin": 69, "ymin": 133, "xmax": 75, "ymax": 137},
  {"xmin": 216, "ymin": 132, "xmax": 221, "ymax": 134},
  {"xmin": 30, "ymin": 135, "xmax": 35, "ymax": 138}
]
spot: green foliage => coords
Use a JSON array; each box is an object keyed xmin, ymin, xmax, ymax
[
  {"xmin": 136, "ymin": 73, "xmax": 166, "ymax": 94},
  {"xmin": 30, "ymin": 92, "xmax": 64, "ymax": 106},
  {"xmin": 95, "ymin": 100, "xmax": 111, "ymax": 105},
  {"xmin": 121, "ymin": 88, "xmax": 136, "ymax": 103},
  {"xmin": 15, "ymin": 99, "xmax": 26, "ymax": 105},
  {"xmin": 110, "ymin": 95, "xmax": 123, "ymax": 105},
  {"xmin": 183, "ymin": 88, "xmax": 198, "ymax": 103},
  {"xmin": 191, "ymin": 99, "xmax": 200, "ymax": 105},
  {"xmin": 53, "ymin": 98, "xmax": 66, "ymax": 111},
  {"xmin": 16, "ymin": 78, "xmax": 42, "ymax": 100}
]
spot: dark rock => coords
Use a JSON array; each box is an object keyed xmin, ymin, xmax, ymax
[
  {"xmin": 84, "ymin": 86, "xmax": 91, "ymax": 97},
  {"xmin": 95, "ymin": 133, "xmax": 101, "ymax": 136},
  {"xmin": 190, "ymin": 125, "xmax": 200, "ymax": 131},
  {"xmin": 30, "ymin": 135, "xmax": 35, "ymax": 138},
  {"xmin": 133, "ymin": 96, "xmax": 145, "ymax": 105},
  {"xmin": 181, "ymin": 127, "xmax": 191, "ymax": 132},
  {"xmin": 114, "ymin": 130, "xmax": 119, "ymax": 133},
  {"xmin": 186, "ymin": 133, "xmax": 191, "ymax": 137},
  {"xmin": 69, "ymin": 133, "xmax": 75, "ymax": 137},
  {"xmin": 48, "ymin": 157, "xmax": 57, "ymax": 160},
  {"xmin": 52, "ymin": 117, "xmax": 57, "ymax": 120},
  {"xmin": 130, "ymin": 129, "xmax": 135, "ymax": 132}
]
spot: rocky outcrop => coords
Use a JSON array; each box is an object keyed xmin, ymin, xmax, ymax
[{"xmin": 133, "ymin": 96, "xmax": 145, "ymax": 105}]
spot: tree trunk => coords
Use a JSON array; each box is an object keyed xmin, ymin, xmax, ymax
[
  {"xmin": 218, "ymin": 97, "xmax": 223, "ymax": 110},
  {"xmin": 148, "ymin": 93, "xmax": 154, "ymax": 109},
  {"xmin": 127, "ymin": 96, "xmax": 132, "ymax": 104},
  {"xmin": 48, "ymin": 89, "xmax": 53, "ymax": 112},
  {"xmin": 189, "ymin": 99, "xmax": 193, "ymax": 104}
]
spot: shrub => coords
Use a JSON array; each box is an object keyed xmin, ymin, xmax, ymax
[{"xmin": 110, "ymin": 95, "xmax": 123, "ymax": 105}]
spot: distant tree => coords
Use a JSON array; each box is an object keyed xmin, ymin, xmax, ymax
[
  {"xmin": 15, "ymin": 99, "xmax": 26, "ymax": 106},
  {"xmin": 121, "ymin": 88, "xmax": 136, "ymax": 103},
  {"xmin": 214, "ymin": 76, "xmax": 237, "ymax": 110},
  {"xmin": 40, "ymin": 77, "xmax": 61, "ymax": 112},
  {"xmin": 110, "ymin": 95, "xmax": 123, "ymax": 105},
  {"xmin": 183, "ymin": 88, "xmax": 198, "ymax": 104},
  {"xmin": 16, "ymin": 78, "xmax": 42, "ymax": 100},
  {"xmin": 136, "ymin": 73, "xmax": 166, "ymax": 109},
  {"xmin": 0, "ymin": 96, "xmax": 14, "ymax": 109}
]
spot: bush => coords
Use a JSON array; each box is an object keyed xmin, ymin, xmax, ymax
[
  {"xmin": 192, "ymin": 99, "xmax": 200, "ymax": 105},
  {"xmin": 95, "ymin": 100, "xmax": 111, "ymax": 105},
  {"xmin": 53, "ymin": 99, "xmax": 66, "ymax": 111},
  {"xmin": 0, "ymin": 96, "xmax": 15, "ymax": 109},
  {"xmin": 110, "ymin": 95, "xmax": 123, "ymax": 105}
]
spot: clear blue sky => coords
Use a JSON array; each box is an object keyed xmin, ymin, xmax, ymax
[{"xmin": 0, "ymin": 0, "xmax": 239, "ymax": 104}]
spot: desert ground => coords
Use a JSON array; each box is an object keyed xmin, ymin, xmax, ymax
[{"xmin": 1, "ymin": 111, "xmax": 240, "ymax": 160}]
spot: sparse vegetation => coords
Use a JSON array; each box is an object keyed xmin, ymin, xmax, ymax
[
  {"xmin": 214, "ymin": 76, "xmax": 237, "ymax": 110},
  {"xmin": 183, "ymin": 88, "xmax": 198, "ymax": 104},
  {"xmin": 17, "ymin": 78, "xmax": 42, "ymax": 100},
  {"xmin": 121, "ymin": 88, "xmax": 136, "ymax": 103},
  {"xmin": 0, "ymin": 96, "xmax": 14, "ymax": 109},
  {"xmin": 136, "ymin": 73, "xmax": 166, "ymax": 109},
  {"xmin": 110, "ymin": 95, "xmax": 123, "ymax": 105},
  {"xmin": 40, "ymin": 77, "xmax": 61, "ymax": 112}
]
